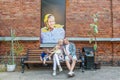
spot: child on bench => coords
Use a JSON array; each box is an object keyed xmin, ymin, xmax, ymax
[
  {"xmin": 40, "ymin": 50, "xmax": 51, "ymax": 66},
  {"xmin": 48, "ymin": 45, "xmax": 64, "ymax": 76}
]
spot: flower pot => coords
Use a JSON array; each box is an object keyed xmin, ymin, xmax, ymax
[{"xmin": 7, "ymin": 64, "xmax": 16, "ymax": 72}]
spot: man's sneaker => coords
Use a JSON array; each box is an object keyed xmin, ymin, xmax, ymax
[
  {"xmin": 68, "ymin": 71, "xmax": 74, "ymax": 77},
  {"xmin": 68, "ymin": 71, "xmax": 72, "ymax": 75},
  {"xmin": 52, "ymin": 71, "xmax": 56, "ymax": 76}
]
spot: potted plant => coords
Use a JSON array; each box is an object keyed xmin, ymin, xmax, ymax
[
  {"xmin": 89, "ymin": 13, "xmax": 99, "ymax": 51},
  {"xmin": 6, "ymin": 29, "xmax": 16, "ymax": 71},
  {"xmin": 88, "ymin": 13, "xmax": 101, "ymax": 69},
  {"xmin": 7, "ymin": 29, "xmax": 24, "ymax": 71}
]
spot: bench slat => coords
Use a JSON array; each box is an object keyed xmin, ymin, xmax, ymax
[
  {"xmin": 28, "ymin": 50, "xmax": 44, "ymax": 52},
  {"xmin": 24, "ymin": 61, "xmax": 53, "ymax": 64},
  {"xmin": 28, "ymin": 55, "xmax": 40, "ymax": 58},
  {"xmin": 24, "ymin": 60, "xmax": 81, "ymax": 64},
  {"xmin": 28, "ymin": 54, "xmax": 40, "ymax": 56}
]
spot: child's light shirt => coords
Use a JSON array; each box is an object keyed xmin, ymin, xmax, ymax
[
  {"xmin": 54, "ymin": 49, "xmax": 62, "ymax": 54},
  {"xmin": 54, "ymin": 49, "xmax": 64, "ymax": 61}
]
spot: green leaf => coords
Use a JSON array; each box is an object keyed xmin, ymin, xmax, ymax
[
  {"xmin": 94, "ymin": 44, "xmax": 97, "ymax": 51},
  {"xmin": 94, "ymin": 25, "xmax": 98, "ymax": 34}
]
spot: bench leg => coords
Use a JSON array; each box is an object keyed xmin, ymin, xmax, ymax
[
  {"xmin": 21, "ymin": 63, "xmax": 25, "ymax": 73},
  {"xmin": 48, "ymin": 64, "xmax": 52, "ymax": 69},
  {"xmin": 21, "ymin": 63, "xmax": 30, "ymax": 73},
  {"xmin": 21, "ymin": 58, "xmax": 25, "ymax": 73},
  {"xmin": 81, "ymin": 62, "xmax": 85, "ymax": 72},
  {"xmin": 25, "ymin": 63, "xmax": 30, "ymax": 69},
  {"xmin": 81, "ymin": 56, "xmax": 85, "ymax": 72}
]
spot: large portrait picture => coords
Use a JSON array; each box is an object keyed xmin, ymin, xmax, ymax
[{"xmin": 41, "ymin": 0, "xmax": 66, "ymax": 43}]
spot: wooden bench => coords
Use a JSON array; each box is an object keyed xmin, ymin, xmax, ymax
[{"xmin": 21, "ymin": 48, "xmax": 82, "ymax": 73}]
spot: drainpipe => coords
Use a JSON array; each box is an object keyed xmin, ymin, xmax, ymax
[{"xmin": 110, "ymin": 0, "xmax": 114, "ymax": 66}]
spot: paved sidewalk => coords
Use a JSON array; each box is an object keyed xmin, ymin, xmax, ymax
[{"xmin": 0, "ymin": 66, "xmax": 120, "ymax": 80}]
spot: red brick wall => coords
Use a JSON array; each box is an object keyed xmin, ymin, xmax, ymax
[
  {"xmin": 0, "ymin": 0, "xmax": 41, "ymax": 37},
  {"xmin": 0, "ymin": 0, "xmax": 120, "ymax": 65},
  {"xmin": 66, "ymin": 0, "xmax": 112, "ymax": 37},
  {"xmin": 113, "ymin": 0, "xmax": 120, "ymax": 38}
]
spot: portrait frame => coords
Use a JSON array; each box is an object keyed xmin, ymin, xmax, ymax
[{"xmin": 40, "ymin": 0, "xmax": 66, "ymax": 44}]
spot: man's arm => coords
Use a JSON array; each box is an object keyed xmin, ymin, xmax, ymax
[
  {"xmin": 69, "ymin": 43, "xmax": 76, "ymax": 56},
  {"xmin": 72, "ymin": 43, "xmax": 76, "ymax": 56}
]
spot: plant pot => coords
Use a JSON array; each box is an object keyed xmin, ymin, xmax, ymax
[{"xmin": 7, "ymin": 64, "xmax": 16, "ymax": 72}]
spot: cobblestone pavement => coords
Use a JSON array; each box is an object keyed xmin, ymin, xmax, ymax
[{"xmin": 0, "ymin": 66, "xmax": 120, "ymax": 80}]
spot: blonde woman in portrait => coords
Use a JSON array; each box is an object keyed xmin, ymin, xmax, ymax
[{"xmin": 41, "ymin": 14, "xmax": 65, "ymax": 43}]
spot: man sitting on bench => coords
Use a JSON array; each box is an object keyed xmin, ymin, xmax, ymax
[{"xmin": 63, "ymin": 38, "xmax": 77, "ymax": 77}]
